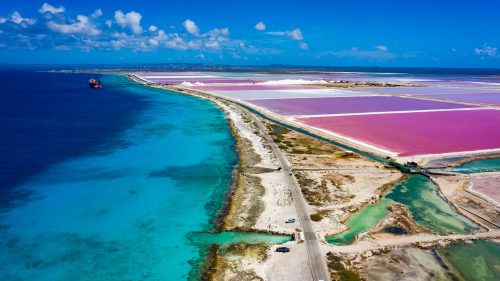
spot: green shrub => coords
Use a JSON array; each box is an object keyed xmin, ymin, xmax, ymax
[{"xmin": 310, "ymin": 213, "xmax": 323, "ymax": 222}]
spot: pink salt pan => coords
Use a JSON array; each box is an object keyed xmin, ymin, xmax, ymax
[
  {"xmin": 297, "ymin": 109, "xmax": 500, "ymax": 156},
  {"xmin": 150, "ymin": 79, "xmax": 257, "ymax": 84},
  {"xmin": 249, "ymin": 96, "xmax": 474, "ymax": 115},
  {"xmin": 182, "ymin": 84, "xmax": 314, "ymax": 91}
]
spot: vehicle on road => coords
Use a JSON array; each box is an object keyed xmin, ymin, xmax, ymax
[
  {"xmin": 285, "ymin": 218, "xmax": 296, "ymax": 223},
  {"xmin": 276, "ymin": 247, "xmax": 290, "ymax": 253}
]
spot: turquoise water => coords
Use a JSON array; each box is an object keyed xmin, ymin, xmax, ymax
[
  {"xmin": 326, "ymin": 175, "xmax": 479, "ymax": 245},
  {"xmin": 446, "ymin": 157, "xmax": 500, "ymax": 174},
  {"xmin": 438, "ymin": 240, "xmax": 500, "ymax": 281},
  {"xmin": 0, "ymin": 75, "xmax": 238, "ymax": 280}
]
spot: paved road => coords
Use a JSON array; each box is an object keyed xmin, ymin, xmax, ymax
[{"xmin": 246, "ymin": 110, "xmax": 331, "ymax": 281}]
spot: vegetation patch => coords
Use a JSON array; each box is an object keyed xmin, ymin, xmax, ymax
[
  {"xmin": 327, "ymin": 252, "xmax": 363, "ymax": 281},
  {"xmin": 310, "ymin": 213, "xmax": 323, "ymax": 222}
]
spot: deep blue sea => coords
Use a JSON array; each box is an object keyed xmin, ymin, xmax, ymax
[{"xmin": 0, "ymin": 70, "xmax": 238, "ymax": 280}]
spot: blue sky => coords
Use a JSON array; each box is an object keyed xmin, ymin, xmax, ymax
[{"xmin": 0, "ymin": 0, "xmax": 499, "ymax": 67}]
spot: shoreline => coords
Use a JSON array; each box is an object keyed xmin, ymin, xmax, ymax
[{"xmin": 127, "ymin": 74, "xmax": 301, "ymax": 280}]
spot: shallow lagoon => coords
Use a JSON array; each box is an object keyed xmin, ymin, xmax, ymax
[
  {"xmin": 447, "ymin": 157, "xmax": 500, "ymax": 174},
  {"xmin": 438, "ymin": 240, "xmax": 500, "ymax": 281},
  {"xmin": 326, "ymin": 175, "xmax": 479, "ymax": 245}
]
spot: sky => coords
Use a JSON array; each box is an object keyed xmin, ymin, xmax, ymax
[{"xmin": 0, "ymin": 0, "xmax": 499, "ymax": 68}]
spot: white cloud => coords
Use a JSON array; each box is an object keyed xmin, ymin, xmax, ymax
[
  {"xmin": 10, "ymin": 11, "xmax": 36, "ymax": 27},
  {"xmin": 47, "ymin": 15, "xmax": 100, "ymax": 36},
  {"xmin": 298, "ymin": 42, "xmax": 309, "ymax": 50},
  {"xmin": 266, "ymin": 31, "xmax": 285, "ymax": 36},
  {"xmin": 114, "ymin": 10, "xmax": 143, "ymax": 34},
  {"xmin": 474, "ymin": 44, "xmax": 497, "ymax": 58},
  {"xmin": 164, "ymin": 34, "xmax": 188, "ymax": 49},
  {"xmin": 148, "ymin": 38, "xmax": 158, "ymax": 47},
  {"xmin": 91, "ymin": 9, "xmax": 103, "ymax": 18},
  {"xmin": 205, "ymin": 27, "xmax": 230, "ymax": 42},
  {"xmin": 204, "ymin": 40, "xmax": 219, "ymax": 49},
  {"xmin": 38, "ymin": 3, "xmax": 65, "ymax": 14},
  {"xmin": 255, "ymin": 21, "xmax": 266, "ymax": 31},
  {"xmin": 328, "ymin": 47, "xmax": 397, "ymax": 60},
  {"xmin": 375, "ymin": 45, "xmax": 388, "ymax": 52},
  {"xmin": 183, "ymin": 19, "xmax": 199, "ymax": 36},
  {"xmin": 0, "ymin": 5, "xmax": 262, "ymax": 54},
  {"xmin": 266, "ymin": 28, "xmax": 303, "ymax": 40},
  {"xmin": 287, "ymin": 28, "xmax": 303, "ymax": 40}
]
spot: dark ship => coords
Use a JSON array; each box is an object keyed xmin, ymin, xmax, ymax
[{"xmin": 88, "ymin": 78, "xmax": 102, "ymax": 89}]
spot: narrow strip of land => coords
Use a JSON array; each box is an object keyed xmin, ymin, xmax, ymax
[
  {"xmin": 245, "ymin": 109, "xmax": 331, "ymax": 281},
  {"xmin": 326, "ymin": 229, "xmax": 500, "ymax": 254}
]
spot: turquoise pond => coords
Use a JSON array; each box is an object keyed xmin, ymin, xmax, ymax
[
  {"xmin": 326, "ymin": 175, "xmax": 479, "ymax": 245},
  {"xmin": 438, "ymin": 240, "xmax": 500, "ymax": 281},
  {"xmin": 446, "ymin": 157, "xmax": 500, "ymax": 174},
  {"xmin": 0, "ymin": 74, "xmax": 247, "ymax": 280}
]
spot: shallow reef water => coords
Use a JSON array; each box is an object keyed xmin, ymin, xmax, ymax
[{"xmin": 0, "ymin": 73, "xmax": 241, "ymax": 280}]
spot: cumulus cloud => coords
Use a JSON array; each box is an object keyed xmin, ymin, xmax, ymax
[
  {"xmin": 38, "ymin": 3, "xmax": 65, "ymax": 14},
  {"xmin": 474, "ymin": 44, "xmax": 498, "ymax": 58},
  {"xmin": 0, "ymin": 6, "xmax": 257, "ymax": 54},
  {"xmin": 10, "ymin": 11, "xmax": 36, "ymax": 27},
  {"xmin": 183, "ymin": 19, "xmax": 199, "ymax": 36},
  {"xmin": 114, "ymin": 10, "xmax": 143, "ymax": 34},
  {"xmin": 255, "ymin": 21, "xmax": 266, "ymax": 31},
  {"xmin": 298, "ymin": 42, "xmax": 309, "ymax": 50},
  {"xmin": 205, "ymin": 27, "xmax": 230, "ymax": 41},
  {"xmin": 91, "ymin": 9, "xmax": 103, "ymax": 18},
  {"xmin": 204, "ymin": 40, "xmax": 219, "ymax": 49},
  {"xmin": 375, "ymin": 45, "xmax": 388, "ymax": 52},
  {"xmin": 47, "ymin": 15, "xmax": 100, "ymax": 36},
  {"xmin": 287, "ymin": 28, "xmax": 303, "ymax": 40},
  {"xmin": 266, "ymin": 28, "xmax": 303, "ymax": 40}
]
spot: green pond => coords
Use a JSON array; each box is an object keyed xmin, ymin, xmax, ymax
[
  {"xmin": 446, "ymin": 157, "xmax": 500, "ymax": 174},
  {"xmin": 438, "ymin": 240, "xmax": 500, "ymax": 281},
  {"xmin": 326, "ymin": 175, "xmax": 479, "ymax": 245}
]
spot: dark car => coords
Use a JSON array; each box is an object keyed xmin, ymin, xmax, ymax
[{"xmin": 276, "ymin": 247, "xmax": 290, "ymax": 253}]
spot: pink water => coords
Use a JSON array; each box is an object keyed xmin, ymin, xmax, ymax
[
  {"xmin": 149, "ymin": 79, "xmax": 257, "ymax": 84},
  {"xmin": 419, "ymin": 93, "xmax": 500, "ymax": 106},
  {"xmin": 298, "ymin": 109, "xmax": 500, "ymax": 156},
  {"xmin": 352, "ymin": 87, "xmax": 500, "ymax": 95},
  {"xmin": 249, "ymin": 96, "xmax": 474, "ymax": 115}
]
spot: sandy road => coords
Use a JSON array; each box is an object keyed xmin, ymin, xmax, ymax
[{"xmin": 244, "ymin": 109, "xmax": 331, "ymax": 281}]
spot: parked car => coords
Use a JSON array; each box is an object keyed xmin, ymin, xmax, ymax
[
  {"xmin": 285, "ymin": 218, "xmax": 296, "ymax": 223},
  {"xmin": 276, "ymin": 247, "xmax": 290, "ymax": 253}
]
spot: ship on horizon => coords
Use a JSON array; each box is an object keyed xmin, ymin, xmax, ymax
[{"xmin": 88, "ymin": 78, "xmax": 102, "ymax": 89}]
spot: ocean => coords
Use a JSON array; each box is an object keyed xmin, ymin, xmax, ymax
[{"xmin": 0, "ymin": 70, "xmax": 238, "ymax": 280}]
